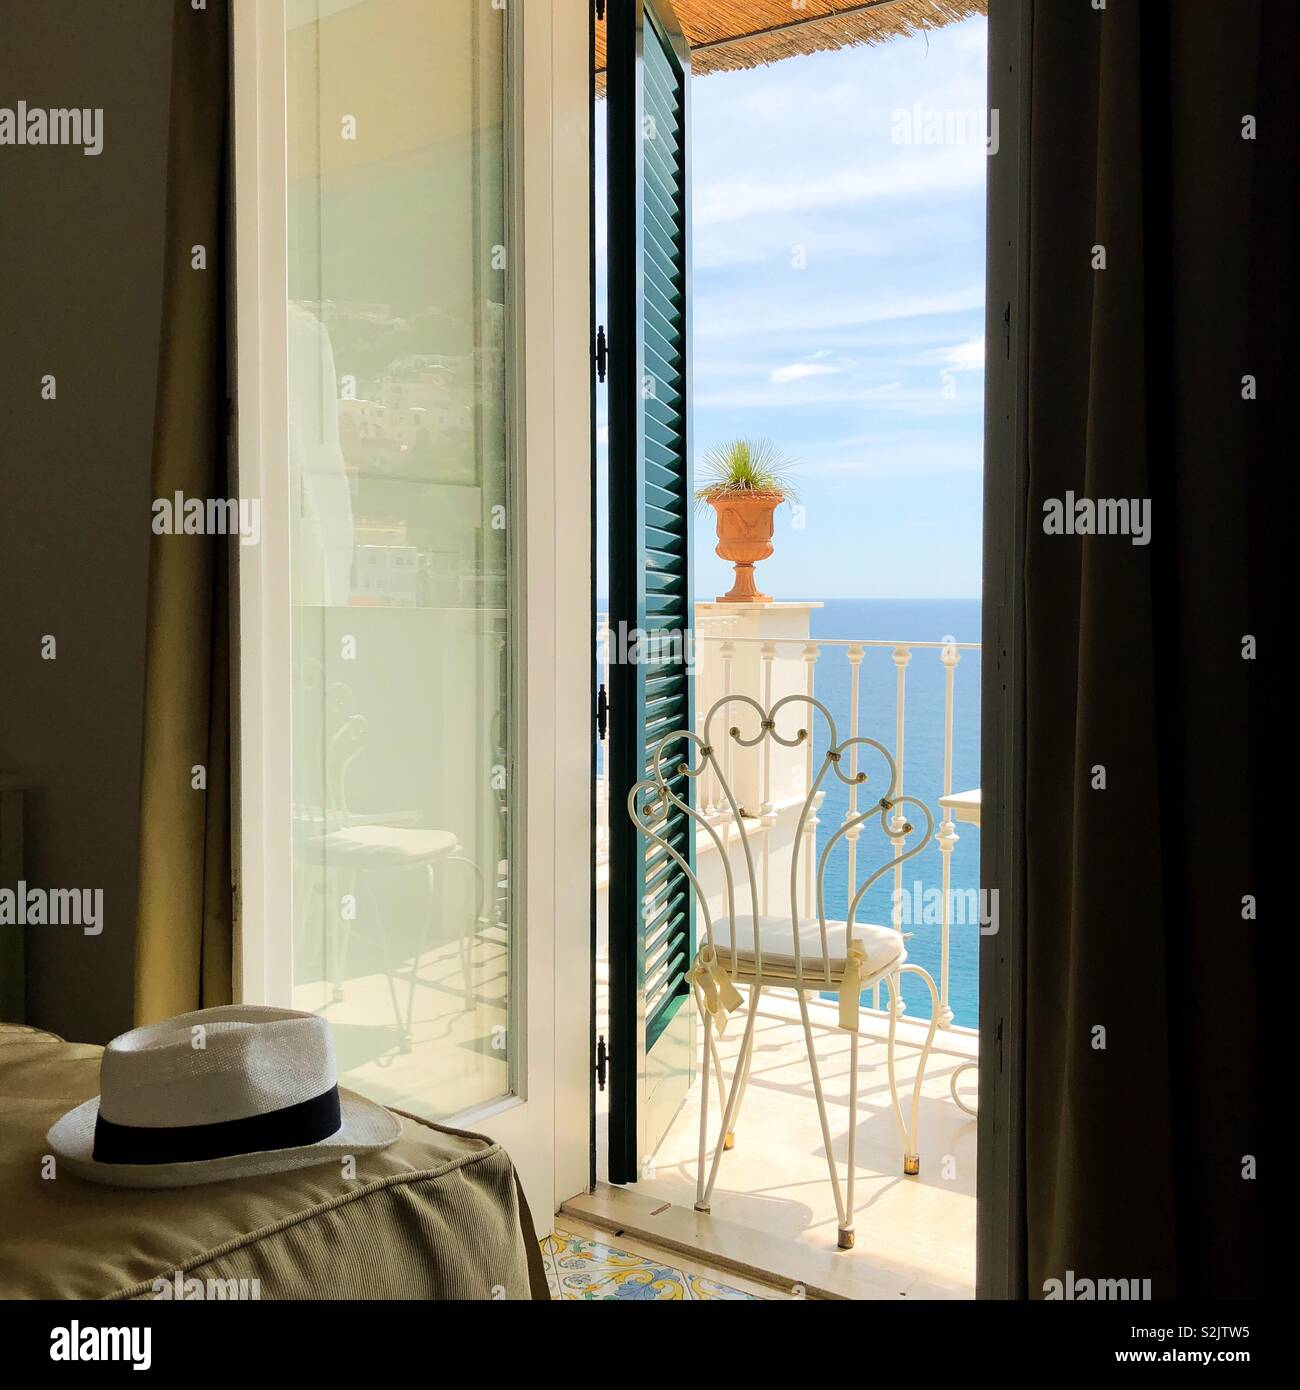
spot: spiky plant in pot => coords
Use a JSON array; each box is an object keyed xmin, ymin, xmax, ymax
[{"xmin": 695, "ymin": 439, "xmax": 799, "ymax": 603}]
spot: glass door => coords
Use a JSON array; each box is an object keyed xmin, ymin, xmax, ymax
[
  {"xmin": 233, "ymin": 0, "xmax": 592, "ymax": 1227},
  {"xmin": 284, "ymin": 0, "xmax": 513, "ymax": 1120}
]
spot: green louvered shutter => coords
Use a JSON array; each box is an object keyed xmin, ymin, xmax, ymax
[{"xmin": 606, "ymin": 0, "xmax": 694, "ymax": 1185}]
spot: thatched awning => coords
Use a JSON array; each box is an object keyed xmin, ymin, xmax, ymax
[{"xmin": 595, "ymin": 0, "xmax": 987, "ymax": 91}]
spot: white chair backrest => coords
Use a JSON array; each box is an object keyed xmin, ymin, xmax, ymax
[
  {"xmin": 292, "ymin": 669, "xmax": 367, "ymax": 835},
  {"xmin": 629, "ymin": 693, "xmax": 935, "ymax": 983}
]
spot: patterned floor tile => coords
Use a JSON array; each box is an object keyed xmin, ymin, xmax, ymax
[{"xmin": 543, "ymin": 1229, "xmax": 761, "ymax": 1300}]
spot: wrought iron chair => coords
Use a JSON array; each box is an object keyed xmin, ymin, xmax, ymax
[
  {"xmin": 293, "ymin": 679, "xmax": 487, "ymax": 1053},
  {"xmin": 628, "ymin": 693, "xmax": 942, "ymax": 1251}
]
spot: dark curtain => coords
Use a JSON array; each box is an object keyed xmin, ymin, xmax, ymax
[
  {"xmin": 134, "ymin": 0, "xmax": 232, "ymax": 1024},
  {"xmin": 1021, "ymin": 0, "xmax": 1288, "ymax": 1297}
]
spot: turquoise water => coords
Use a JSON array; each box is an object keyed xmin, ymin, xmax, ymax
[{"xmin": 807, "ymin": 599, "xmax": 981, "ymax": 1029}]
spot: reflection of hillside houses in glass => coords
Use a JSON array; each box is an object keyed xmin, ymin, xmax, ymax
[
  {"xmin": 295, "ymin": 291, "xmax": 507, "ymax": 605},
  {"xmin": 334, "ymin": 350, "xmax": 492, "ymax": 487},
  {"xmin": 354, "ymin": 545, "xmax": 421, "ymax": 607},
  {"xmin": 383, "ymin": 358, "xmax": 472, "ymax": 446}
]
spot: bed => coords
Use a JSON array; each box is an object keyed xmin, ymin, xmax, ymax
[{"xmin": 0, "ymin": 1024, "xmax": 549, "ymax": 1300}]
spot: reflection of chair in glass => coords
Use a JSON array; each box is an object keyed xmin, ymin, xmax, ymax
[
  {"xmin": 294, "ymin": 691, "xmax": 486, "ymax": 1054},
  {"xmin": 628, "ymin": 694, "xmax": 943, "ymax": 1251}
]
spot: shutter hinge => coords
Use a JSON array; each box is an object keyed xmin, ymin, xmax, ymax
[
  {"xmin": 595, "ymin": 1034, "xmax": 608, "ymax": 1091},
  {"xmin": 1003, "ymin": 301, "xmax": 1011, "ymax": 359},
  {"xmin": 596, "ymin": 324, "xmax": 608, "ymax": 383},
  {"xmin": 596, "ymin": 682, "xmax": 608, "ymax": 742}
]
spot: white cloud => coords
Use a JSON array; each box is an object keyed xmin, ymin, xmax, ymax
[
  {"xmin": 798, "ymin": 439, "xmax": 984, "ymax": 478},
  {"xmin": 693, "ymin": 149, "xmax": 986, "ymax": 230},
  {"xmin": 938, "ymin": 338, "xmax": 985, "ymax": 371},
  {"xmin": 694, "ymin": 380, "xmax": 983, "ymax": 414},
  {"xmin": 695, "ymin": 283, "xmax": 986, "ymax": 342},
  {"xmin": 770, "ymin": 362, "xmax": 841, "ymax": 384},
  {"xmin": 690, "ymin": 19, "xmax": 991, "ymax": 237}
]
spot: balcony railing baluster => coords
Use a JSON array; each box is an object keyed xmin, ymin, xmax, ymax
[
  {"xmin": 759, "ymin": 641, "xmax": 776, "ymax": 915},
  {"xmin": 844, "ymin": 642, "xmax": 864, "ymax": 959},
  {"xmin": 937, "ymin": 640, "xmax": 960, "ymax": 1027},
  {"xmin": 802, "ymin": 641, "xmax": 820, "ymax": 920},
  {"xmin": 719, "ymin": 634, "xmax": 734, "ymax": 843},
  {"xmin": 886, "ymin": 644, "xmax": 911, "ymax": 1013}
]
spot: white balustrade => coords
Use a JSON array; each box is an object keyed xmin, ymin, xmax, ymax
[
  {"xmin": 595, "ymin": 605, "xmax": 979, "ymax": 1031},
  {"xmin": 688, "ymin": 625, "xmax": 979, "ymax": 1031}
]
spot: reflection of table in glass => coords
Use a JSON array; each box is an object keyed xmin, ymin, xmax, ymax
[{"xmin": 938, "ymin": 789, "xmax": 980, "ymax": 1115}]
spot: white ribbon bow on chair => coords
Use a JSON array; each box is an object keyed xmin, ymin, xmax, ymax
[
  {"xmin": 686, "ymin": 945, "xmax": 743, "ymax": 1034},
  {"xmin": 838, "ymin": 940, "xmax": 869, "ymax": 1032}
]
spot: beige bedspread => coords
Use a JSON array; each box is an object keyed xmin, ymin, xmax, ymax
[{"xmin": 0, "ymin": 1025, "xmax": 549, "ymax": 1300}]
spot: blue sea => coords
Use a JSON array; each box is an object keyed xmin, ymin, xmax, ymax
[
  {"xmin": 599, "ymin": 597, "xmax": 982, "ymax": 1029},
  {"xmin": 806, "ymin": 599, "xmax": 981, "ymax": 1028}
]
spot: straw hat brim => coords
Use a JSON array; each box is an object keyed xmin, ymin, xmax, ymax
[{"xmin": 47, "ymin": 1086, "xmax": 401, "ymax": 1189}]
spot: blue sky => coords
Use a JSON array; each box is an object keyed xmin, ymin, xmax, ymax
[{"xmin": 597, "ymin": 14, "xmax": 988, "ymax": 601}]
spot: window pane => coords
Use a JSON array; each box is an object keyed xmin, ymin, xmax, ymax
[{"xmin": 285, "ymin": 0, "xmax": 511, "ymax": 1116}]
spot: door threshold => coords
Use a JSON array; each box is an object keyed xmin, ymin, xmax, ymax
[{"xmin": 563, "ymin": 1183, "xmax": 952, "ymax": 1301}]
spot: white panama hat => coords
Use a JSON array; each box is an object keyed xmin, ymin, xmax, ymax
[{"xmin": 47, "ymin": 1004, "xmax": 400, "ymax": 1188}]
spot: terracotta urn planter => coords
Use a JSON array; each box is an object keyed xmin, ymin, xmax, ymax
[{"xmin": 708, "ymin": 490, "xmax": 783, "ymax": 603}]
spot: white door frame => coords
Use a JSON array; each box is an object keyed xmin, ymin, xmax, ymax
[
  {"xmin": 230, "ymin": 0, "xmax": 591, "ymax": 1231},
  {"xmin": 230, "ymin": 0, "xmax": 293, "ymax": 1014}
]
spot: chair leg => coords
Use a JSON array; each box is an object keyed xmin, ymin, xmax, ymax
[
  {"xmin": 458, "ymin": 921, "xmax": 474, "ymax": 1011},
  {"xmin": 697, "ymin": 986, "xmax": 746, "ymax": 1176},
  {"xmin": 794, "ymin": 988, "xmax": 848, "ymax": 1239},
  {"xmin": 699, "ymin": 985, "xmax": 761, "ymax": 1211},
  {"xmin": 884, "ymin": 967, "xmax": 941, "ymax": 1175},
  {"xmin": 365, "ymin": 875, "xmax": 411, "ymax": 1053},
  {"xmin": 329, "ymin": 868, "xmax": 347, "ymax": 1002},
  {"xmin": 840, "ymin": 1028, "xmax": 860, "ymax": 1249},
  {"xmin": 405, "ymin": 867, "xmax": 432, "ymax": 1038},
  {"xmin": 328, "ymin": 871, "xmax": 344, "ymax": 1002},
  {"xmin": 452, "ymin": 853, "xmax": 490, "ymax": 926},
  {"xmin": 451, "ymin": 855, "xmax": 486, "ymax": 1009},
  {"xmin": 695, "ymin": 996, "xmax": 713, "ymax": 1213},
  {"xmin": 901, "ymin": 964, "xmax": 941, "ymax": 1170},
  {"xmin": 450, "ymin": 863, "xmax": 473, "ymax": 1009},
  {"xmin": 706, "ymin": 1029, "xmax": 729, "ymax": 1143},
  {"xmin": 722, "ymin": 984, "xmax": 758, "ymax": 1149}
]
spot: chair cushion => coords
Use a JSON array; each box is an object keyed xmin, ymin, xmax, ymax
[
  {"xmin": 707, "ymin": 915, "xmax": 905, "ymax": 984},
  {"xmin": 320, "ymin": 826, "xmax": 460, "ymax": 866}
]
